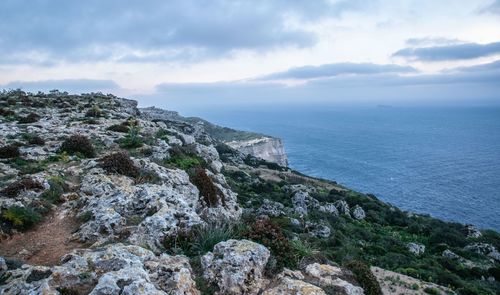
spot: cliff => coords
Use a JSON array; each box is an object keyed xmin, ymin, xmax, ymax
[
  {"xmin": 141, "ymin": 106, "xmax": 288, "ymax": 166},
  {"xmin": 0, "ymin": 90, "xmax": 498, "ymax": 295}
]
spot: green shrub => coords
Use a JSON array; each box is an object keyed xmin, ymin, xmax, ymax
[
  {"xmin": 155, "ymin": 129, "xmax": 173, "ymax": 141},
  {"xmin": 118, "ymin": 127, "xmax": 143, "ymax": 149},
  {"xmin": 1, "ymin": 178, "xmax": 44, "ymax": 198},
  {"xmin": 191, "ymin": 168, "xmax": 223, "ymax": 207},
  {"xmin": 0, "ymin": 107, "xmax": 15, "ymax": 116},
  {"xmin": 85, "ymin": 105, "xmax": 103, "ymax": 117},
  {"xmin": 17, "ymin": 113, "xmax": 40, "ymax": 124},
  {"xmin": 60, "ymin": 134, "xmax": 96, "ymax": 158},
  {"xmin": 290, "ymin": 239, "xmax": 318, "ymax": 262},
  {"xmin": 345, "ymin": 260, "xmax": 382, "ymax": 295},
  {"xmin": 0, "ymin": 144, "xmax": 20, "ymax": 158},
  {"xmin": 163, "ymin": 223, "xmax": 240, "ymax": 256},
  {"xmin": 99, "ymin": 151, "xmax": 139, "ymax": 178},
  {"xmin": 164, "ymin": 145, "xmax": 205, "ymax": 170},
  {"xmin": 40, "ymin": 176, "xmax": 66, "ymax": 204},
  {"xmin": 21, "ymin": 133, "xmax": 45, "ymax": 145},
  {"xmin": 1, "ymin": 206, "xmax": 42, "ymax": 230}
]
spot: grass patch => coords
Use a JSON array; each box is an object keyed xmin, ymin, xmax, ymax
[{"xmin": 117, "ymin": 127, "xmax": 143, "ymax": 149}]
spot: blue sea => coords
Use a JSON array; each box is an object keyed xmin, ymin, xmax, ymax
[{"xmin": 181, "ymin": 105, "xmax": 500, "ymax": 230}]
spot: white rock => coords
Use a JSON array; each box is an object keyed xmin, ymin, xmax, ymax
[
  {"xmin": 201, "ymin": 239, "xmax": 270, "ymax": 295},
  {"xmin": 352, "ymin": 205, "xmax": 366, "ymax": 220},
  {"xmin": 407, "ymin": 242, "xmax": 425, "ymax": 256}
]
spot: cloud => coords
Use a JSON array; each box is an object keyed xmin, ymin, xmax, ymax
[
  {"xmin": 480, "ymin": 0, "xmax": 500, "ymax": 14},
  {"xmin": 257, "ymin": 62, "xmax": 416, "ymax": 80},
  {"xmin": 392, "ymin": 41, "xmax": 500, "ymax": 61},
  {"xmin": 405, "ymin": 37, "xmax": 463, "ymax": 47},
  {"xmin": 146, "ymin": 60, "xmax": 500, "ymax": 109},
  {"xmin": 0, "ymin": 0, "xmax": 373, "ymax": 65},
  {"xmin": 1, "ymin": 79, "xmax": 121, "ymax": 94}
]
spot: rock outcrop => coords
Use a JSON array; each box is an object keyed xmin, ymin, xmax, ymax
[
  {"xmin": 1, "ymin": 90, "xmax": 497, "ymax": 295},
  {"xmin": 201, "ymin": 239, "xmax": 270, "ymax": 295},
  {"xmin": 226, "ymin": 137, "xmax": 288, "ymax": 167},
  {"xmin": 1, "ymin": 244, "xmax": 199, "ymax": 295}
]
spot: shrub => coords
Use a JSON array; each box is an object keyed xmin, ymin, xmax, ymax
[
  {"xmin": 40, "ymin": 176, "xmax": 66, "ymax": 204},
  {"xmin": 423, "ymin": 287, "xmax": 441, "ymax": 295},
  {"xmin": 191, "ymin": 168, "xmax": 223, "ymax": 207},
  {"xmin": 85, "ymin": 105, "xmax": 102, "ymax": 117},
  {"xmin": 0, "ymin": 144, "xmax": 20, "ymax": 158},
  {"xmin": 245, "ymin": 218, "xmax": 295, "ymax": 270},
  {"xmin": 164, "ymin": 223, "xmax": 239, "ymax": 256},
  {"xmin": 17, "ymin": 113, "xmax": 40, "ymax": 124},
  {"xmin": 1, "ymin": 178, "xmax": 44, "ymax": 198},
  {"xmin": 107, "ymin": 124, "xmax": 129, "ymax": 133},
  {"xmin": 155, "ymin": 129, "xmax": 172, "ymax": 141},
  {"xmin": 488, "ymin": 266, "xmax": 500, "ymax": 281},
  {"xmin": 345, "ymin": 260, "xmax": 382, "ymax": 295},
  {"xmin": 118, "ymin": 127, "xmax": 143, "ymax": 149},
  {"xmin": 164, "ymin": 145, "xmax": 205, "ymax": 170},
  {"xmin": 21, "ymin": 133, "xmax": 45, "ymax": 145},
  {"xmin": 290, "ymin": 239, "xmax": 318, "ymax": 262},
  {"xmin": 60, "ymin": 134, "xmax": 95, "ymax": 158},
  {"xmin": 0, "ymin": 108, "xmax": 15, "ymax": 116},
  {"xmin": 1, "ymin": 206, "xmax": 42, "ymax": 230},
  {"xmin": 99, "ymin": 151, "xmax": 139, "ymax": 178},
  {"xmin": 134, "ymin": 169, "xmax": 161, "ymax": 184}
]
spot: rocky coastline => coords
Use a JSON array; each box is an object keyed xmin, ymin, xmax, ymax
[{"xmin": 0, "ymin": 90, "xmax": 498, "ymax": 295}]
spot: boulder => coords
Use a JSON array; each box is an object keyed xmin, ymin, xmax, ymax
[
  {"xmin": 334, "ymin": 200, "xmax": 351, "ymax": 216},
  {"xmin": 263, "ymin": 269, "xmax": 326, "ymax": 295},
  {"xmin": 465, "ymin": 224, "xmax": 482, "ymax": 239},
  {"xmin": 306, "ymin": 222, "xmax": 331, "ymax": 238},
  {"xmin": 0, "ymin": 244, "xmax": 200, "ymax": 295},
  {"xmin": 464, "ymin": 243, "xmax": 500, "ymax": 262},
  {"xmin": 257, "ymin": 199, "xmax": 286, "ymax": 217},
  {"xmin": 201, "ymin": 239, "xmax": 270, "ymax": 294},
  {"xmin": 318, "ymin": 203, "xmax": 339, "ymax": 216},
  {"xmin": 305, "ymin": 263, "xmax": 364, "ymax": 295},
  {"xmin": 407, "ymin": 242, "xmax": 425, "ymax": 256},
  {"xmin": 351, "ymin": 205, "xmax": 366, "ymax": 220}
]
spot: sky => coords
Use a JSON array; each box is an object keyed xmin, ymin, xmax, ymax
[{"xmin": 1, "ymin": 0, "xmax": 500, "ymax": 110}]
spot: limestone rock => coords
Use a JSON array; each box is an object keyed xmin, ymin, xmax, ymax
[
  {"xmin": 290, "ymin": 187, "xmax": 319, "ymax": 216},
  {"xmin": 407, "ymin": 242, "xmax": 425, "ymax": 256},
  {"xmin": 257, "ymin": 199, "xmax": 286, "ymax": 217},
  {"xmin": 465, "ymin": 224, "xmax": 482, "ymax": 239},
  {"xmin": 464, "ymin": 243, "xmax": 500, "ymax": 262},
  {"xmin": 201, "ymin": 239, "xmax": 270, "ymax": 294},
  {"xmin": 334, "ymin": 200, "xmax": 351, "ymax": 216},
  {"xmin": 305, "ymin": 263, "xmax": 364, "ymax": 295},
  {"xmin": 306, "ymin": 222, "xmax": 331, "ymax": 238},
  {"xmin": 352, "ymin": 205, "xmax": 366, "ymax": 220},
  {"xmin": 0, "ymin": 244, "xmax": 200, "ymax": 295},
  {"xmin": 318, "ymin": 203, "xmax": 339, "ymax": 216}
]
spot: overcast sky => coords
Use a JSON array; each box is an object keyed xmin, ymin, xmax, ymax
[{"xmin": 1, "ymin": 0, "xmax": 500, "ymax": 109}]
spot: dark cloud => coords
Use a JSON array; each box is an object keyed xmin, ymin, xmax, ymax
[
  {"xmin": 0, "ymin": 0, "xmax": 371, "ymax": 65},
  {"xmin": 257, "ymin": 62, "xmax": 416, "ymax": 80},
  {"xmin": 1, "ymin": 79, "xmax": 121, "ymax": 94},
  {"xmin": 392, "ymin": 41, "xmax": 500, "ymax": 61}
]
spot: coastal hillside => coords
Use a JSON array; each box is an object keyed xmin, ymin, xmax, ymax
[
  {"xmin": 0, "ymin": 90, "xmax": 499, "ymax": 295},
  {"xmin": 140, "ymin": 107, "xmax": 288, "ymax": 166}
]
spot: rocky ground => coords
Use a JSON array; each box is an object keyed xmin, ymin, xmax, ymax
[{"xmin": 0, "ymin": 90, "xmax": 499, "ymax": 295}]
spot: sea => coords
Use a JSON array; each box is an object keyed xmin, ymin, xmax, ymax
[{"xmin": 174, "ymin": 104, "xmax": 500, "ymax": 230}]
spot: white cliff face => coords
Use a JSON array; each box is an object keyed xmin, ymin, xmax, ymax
[{"xmin": 225, "ymin": 137, "xmax": 288, "ymax": 167}]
